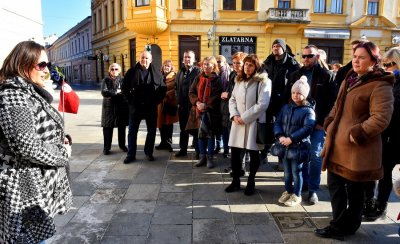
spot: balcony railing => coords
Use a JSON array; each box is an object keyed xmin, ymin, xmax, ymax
[{"xmin": 266, "ymin": 8, "xmax": 310, "ymax": 24}]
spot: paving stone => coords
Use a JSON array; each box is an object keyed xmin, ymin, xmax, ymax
[
  {"xmin": 69, "ymin": 181, "xmax": 98, "ymax": 196},
  {"xmin": 158, "ymin": 192, "xmax": 192, "ymax": 206},
  {"xmin": 132, "ymin": 168, "xmax": 165, "ymax": 183},
  {"xmin": 50, "ymin": 222, "xmax": 108, "ymax": 243},
  {"xmin": 98, "ymin": 179, "xmax": 132, "ymax": 189},
  {"xmin": 53, "ymin": 211, "xmax": 77, "ymax": 228},
  {"xmin": 162, "ymin": 173, "xmax": 193, "ymax": 185},
  {"xmin": 116, "ymin": 199, "xmax": 156, "ymax": 213},
  {"xmin": 124, "ymin": 183, "xmax": 161, "ymax": 200},
  {"xmin": 68, "ymin": 163, "xmax": 89, "ymax": 173},
  {"xmin": 147, "ymin": 225, "xmax": 192, "ymax": 244},
  {"xmin": 104, "ymin": 213, "xmax": 152, "ymax": 236},
  {"xmin": 166, "ymin": 164, "xmax": 193, "ymax": 174},
  {"xmin": 104, "ymin": 169, "xmax": 137, "ymax": 180},
  {"xmin": 230, "ymin": 204, "xmax": 271, "ymax": 225},
  {"xmin": 236, "ymin": 224, "xmax": 284, "ymax": 243},
  {"xmin": 160, "ymin": 183, "xmax": 193, "ymax": 193},
  {"xmin": 152, "ymin": 205, "xmax": 192, "ymax": 224},
  {"xmin": 193, "ymin": 219, "xmax": 238, "ymax": 244},
  {"xmin": 70, "ymin": 203, "xmax": 118, "ymax": 224},
  {"xmin": 193, "ymin": 174, "xmax": 223, "ymax": 184},
  {"xmin": 89, "ymin": 188, "xmax": 126, "ymax": 204},
  {"xmin": 101, "ymin": 236, "xmax": 146, "ymax": 244},
  {"xmin": 73, "ymin": 170, "xmax": 108, "ymax": 184},
  {"xmin": 193, "ymin": 201, "xmax": 231, "ymax": 219},
  {"xmin": 193, "ymin": 184, "xmax": 226, "ymax": 201}
]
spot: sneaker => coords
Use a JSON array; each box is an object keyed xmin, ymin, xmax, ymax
[
  {"xmin": 284, "ymin": 194, "xmax": 302, "ymax": 207},
  {"xmin": 308, "ymin": 192, "xmax": 318, "ymax": 205},
  {"xmin": 278, "ymin": 191, "xmax": 291, "ymax": 203}
]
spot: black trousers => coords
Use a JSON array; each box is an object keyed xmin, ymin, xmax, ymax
[
  {"xmin": 328, "ymin": 171, "xmax": 364, "ymax": 234},
  {"xmin": 231, "ymin": 147, "xmax": 260, "ymax": 180},
  {"xmin": 178, "ymin": 107, "xmax": 199, "ymax": 153},
  {"xmin": 103, "ymin": 126, "xmax": 126, "ymax": 151},
  {"xmin": 159, "ymin": 124, "xmax": 173, "ymax": 146},
  {"xmin": 127, "ymin": 107, "xmax": 157, "ymax": 158}
]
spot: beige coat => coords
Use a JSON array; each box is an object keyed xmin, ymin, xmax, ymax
[{"xmin": 228, "ymin": 72, "xmax": 271, "ymax": 150}]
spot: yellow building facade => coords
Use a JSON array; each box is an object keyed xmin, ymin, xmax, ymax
[{"xmin": 91, "ymin": 0, "xmax": 400, "ymax": 77}]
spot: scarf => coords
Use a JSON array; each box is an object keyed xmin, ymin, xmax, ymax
[{"xmin": 197, "ymin": 73, "xmax": 216, "ymax": 114}]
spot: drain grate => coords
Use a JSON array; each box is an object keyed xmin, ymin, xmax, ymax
[{"xmin": 272, "ymin": 212, "xmax": 316, "ymax": 232}]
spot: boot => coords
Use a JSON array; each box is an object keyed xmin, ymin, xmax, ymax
[
  {"xmin": 195, "ymin": 154, "xmax": 207, "ymax": 167},
  {"xmin": 364, "ymin": 201, "xmax": 387, "ymax": 221},
  {"xmin": 206, "ymin": 155, "xmax": 214, "ymax": 169},
  {"xmin": 225, "ymin": 177, "xmax": 240, "ymax": 192},
  {"xmin": 362, "ymin": 198, "xmax": 375, "ymax": 216},
  {"xmin": 244, "ymin": 177, "xmax": 255, "ymax": 196}
]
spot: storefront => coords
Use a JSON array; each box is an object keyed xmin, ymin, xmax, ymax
[{"xmin": 219, "ymin": 36, "xmax": 257, "ymax": 63}]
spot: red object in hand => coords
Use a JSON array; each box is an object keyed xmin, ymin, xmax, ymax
[{"xmin": 58, "ymin": 80, "xmax": 79, "ymax": 114}]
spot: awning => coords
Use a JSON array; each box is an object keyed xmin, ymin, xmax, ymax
[{"xmin": 304, "ymin": 29, "xmax": 350, "ymax": 39}]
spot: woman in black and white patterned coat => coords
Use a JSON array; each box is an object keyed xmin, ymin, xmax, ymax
[{"xmin": 0, "ymin": 41, "xmax": 72, "ymax": 244}]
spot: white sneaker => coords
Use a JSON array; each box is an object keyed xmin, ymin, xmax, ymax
[
  {"xmin": 278, "ymin": 191, "xmax": 291, "ymax": 203},
  {"xmin": 284, "ymin": 194, "xmax": 302, "ymax": 207}
]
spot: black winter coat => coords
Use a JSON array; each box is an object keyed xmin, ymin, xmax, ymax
[
  {"xmin": 285, "ymin": 64, "xmax": 336, "ymax": 126},
  {"xmin": 101, "ymin": 76, "xmax": 129, "ymax": 127},
  {"xmin": 382, "ymin": 73, "xmax": 400, "ymax": 162},
  {"xmin": 263, "ymin": 53, "xmax": 300, "ymax": 117},
  {"xmin": 122, "ymin": 62, "xmax": 166, "ymax": 114},
  {"xmin": 175, "ymin": 65, "xmax": 202, "ymax": 110},
  {"xmin": 221, "ymin": 71, "xmax": 236, "ymax": 128}
]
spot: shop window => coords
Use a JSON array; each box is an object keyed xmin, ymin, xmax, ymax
[
  {"xmin": 136, "ymin": 0, "xmax": 150, "ymax": 7},
  {"xmin": 314, "ymin": 0, "xmax": 326, "ymax": 13},
  {"xmin": 278, "ymin": 0, "xmax": 290, "ymax": 9},
  {"xmin": 182, "ymin": 0, "xmax": 196, "ymax": 9},
  {"xmin": 331, "ymin": 0, "xmax": 343, "ymax": 14},
  {"xmin": 242, "ymin": 0, "xmax": 255, "ymax": 11},
  {"xmin": 178, "ymin": 35, "xmax": 200, "ymax": 65},
  {"xmin": 367, "ymin": 0, "xmax": 378, "ymax": 15},
  {"xmin": 223, "ymin": 0, "xmax": 236, "ymax": 10}
]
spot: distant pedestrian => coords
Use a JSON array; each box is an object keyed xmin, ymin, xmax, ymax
[
  {"xmin": 274, "ymin": 76, "xmax": 315, "ymax": 207},
  {"xmin": 0, "ymin": 41, "xmax": 72, "ymax": 243},
  {"xmin": 101, "ymin": 63, "xmax": 129, "ymax": 155},
  {"xmin": 122, "ymin": 51, "xmax": 166, "ymax": 163},
  {"xmin": 156, "ymin": 60, "xmax": 179, "ymax": 152},
  {"xmin": 225, "ymin": 54, "xmax": 271, "ymax": 196}
]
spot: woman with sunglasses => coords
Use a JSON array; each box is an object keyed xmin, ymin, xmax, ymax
[
  {"xmin": 363, "ymin": 47, "xmax": 400, "ymax": 221},
  {"xmin": 0, "ymin": 41, "xmax": 72, "ymax": 243},
  {"xmin": 101, "ymin": 63, "xmax": 129, "ymax": 155},
  {"xmin": 316, "ymin": 41, "xmax": 394, "ymax": 240}
]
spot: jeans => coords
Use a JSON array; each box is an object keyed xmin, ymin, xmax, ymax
[
  {"xmin": 303, "ymin": 129, "xmax": 325, "ymax": 193},
  {"xmin": 282, "ymin": 158, "xmax": 303, "ymax": 196},
  {"xmin": 198, "ymin": 137, "xmax": 215, "ymax": 156}
]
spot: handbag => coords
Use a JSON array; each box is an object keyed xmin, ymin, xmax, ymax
[
  {"xmin": 162, "ymin": 102, "xmax": 178, "ymax": 116},
  {"xmin": 270, "ymin": 141, "xmax": 286, "ymax": 158},
  {"xmin": 198, "ymin": 112, "xmax": 212, "ymax": 138},
  {"xmin": 255, "ymin": 82, "xmax": 269, "ymax": 144},
  {"xmin": 185, "ymin": 106, "xmax": 200, "ymax": 131}
]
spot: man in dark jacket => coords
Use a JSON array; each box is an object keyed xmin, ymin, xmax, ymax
[
  {"xmin": 285, "ymin": 45, "xmax": 336, "ymax": 205},
  {"xmin": 262, "ymin": 39, "xmax": 300, "ymax": 167},
  {"xmin": 122, "ymin": 51, "xmax": 166, "ymax": 163},
  {"xmin": 174, "ymin": 50, "xmax": 201, "ymax": 158}
]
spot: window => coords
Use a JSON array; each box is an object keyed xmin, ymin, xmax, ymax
[
  {"xmin": 111, "ymin": 1, "xmax": 115, "ymax": 24},
  {"xmin": 182, "ymin": 0, "xmax": 196, "ymax": 9},
  {"xmin": 93, "ymin": 13, "xmax": 97, "ymax": 32},
  {"xmin": 99, "ymin": 9, "xmax": 102, "ymax": 30},
  {"xmin": 278, "ymin": 0, "xmax": 290, "ymax": 9},
  {"xmin": 331, "ymin": 0, "xmax": 342, "ymax": 13},
  {"xmin": 367, "ymin": 0, "xmax": 378, "ymax": 15},
  {"xmin": 242, "ymin": 0, "xmax": 255, "ymax": 11},
  {"xmin": 82, "ymin": 36, "xmax": 85, "ymax": 50},
  {"xmin": 119, "ymin": 0, "xmax": 123, "ymax": 20},
  {"xmin": 136, "ymin": 0, "xmax": 150, "ymax": 6},
  {"xmin": 314, "ymin": 0, "xmax": 326, "ymax": 13},
  {"xmin": 105, "ymin": 5, "xmax": 108, "ymax": 27},
  {"xmin": 223, "ymin": 0, "xmax": 236, "ymax": 10}
]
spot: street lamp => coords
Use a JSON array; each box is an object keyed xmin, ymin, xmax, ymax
[
  {"xmin": 392, "ymin": 35, "xmax": 400, "ymax": 45},
  {"xmin": 361, "ymin": 34, "xmax": 367, "ymax": 41},
  {"xmin": 207, "ymin": 29, "xmax": 212, "ymax": 48}
]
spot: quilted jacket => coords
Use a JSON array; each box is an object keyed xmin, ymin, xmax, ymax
[{"xmin": 0, "ymin": 76, "xmax": 72, "ymax": 243}]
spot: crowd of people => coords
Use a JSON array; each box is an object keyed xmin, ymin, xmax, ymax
[{"xmin": 0, "ymin": 37, "xmax": 399, "ymax": 242}]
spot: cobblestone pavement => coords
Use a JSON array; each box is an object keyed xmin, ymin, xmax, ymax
[{"xmin": 48, "ymin": 88, "xmax": 400, "ymax": 243}]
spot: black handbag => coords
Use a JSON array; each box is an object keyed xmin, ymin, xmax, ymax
[
  {"xmin": 198, "ymin": 112, "xmax": 212, "ymax": 138},
  {"xmin": 270, "ymin": 141, "xmax": 286, "ymax": 158},
  {"xmin": 162, "ymin": 102, "xmax": 178, "ymax": 116}
]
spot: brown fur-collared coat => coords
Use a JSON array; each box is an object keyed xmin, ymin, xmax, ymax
[
  {"xmin": 157, "ymin": 71, "xmax": 179, "ymax": 128},
  {"xmin": 321, "ymin": 68, "xmax": 394, "ymax": 181}
]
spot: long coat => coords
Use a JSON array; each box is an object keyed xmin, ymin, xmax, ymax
[
  {"xmin": 101, "ymin": 76, "xmax": 129, "ymax": 127},
  {"xmin": 221, "ymin": 71, "xmax": 236, "ymax": 128},
  {"xmin": 322, "ymin": 69, "xmax": 394, "ymax": 181},
  {"xmin": 0, "ymin": 77, "xmax": 72, "ymax": 243},
  {"xmin": 228, "ymin": 72, "xmax": 271, "ymax": 150},
  {"xmin": 157, "ymin": 71, "xmax": 179, "ymax": 128}
]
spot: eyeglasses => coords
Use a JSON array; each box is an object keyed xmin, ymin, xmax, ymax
[
  {"xmin": 216, "ymin": 61, "xmax": 221, "ymax": 63},
  {"xmin": 34, "ymin": 61, "xmax": 50, "ymax": 71},
  {"xmin": 232, "ymin": 62, "xmax": 242, "ymax": 65},
  {"xmin": 110, "ymin": 68, "xmax": 119, "ymax": 71},
  {"xmin": 301, "ymin": 54, "xmax": 316, "ymax": 59},
  {"xmin": 383, "ymin": 61, "xmax": 396, "ymax": 68}
]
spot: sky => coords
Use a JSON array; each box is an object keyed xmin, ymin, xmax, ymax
[{"xmin": 42, "ymin": 0, "xmax": 91, "ymax": 37}]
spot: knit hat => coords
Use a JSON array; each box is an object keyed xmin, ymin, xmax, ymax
[
  {"xmin": 272, "ymin": 39, "xmax": 286, "ymax": 52},
  {"xmin": 291, "ymin": 76, "xmax": 310, "ymax": 98}
]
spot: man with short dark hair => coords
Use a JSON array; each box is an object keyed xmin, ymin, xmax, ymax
[
  {"xmin": 122, "ymin": 51, "xmax": 166, "ymax": 163},
  {"xmin": 285, "ymin": 45, "xmax": 336, "ymax": 205},
  {"xmin": 175, "ymin": 50, "xmax": 202, "ymax": 158}
]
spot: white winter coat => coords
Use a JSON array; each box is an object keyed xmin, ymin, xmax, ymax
[{"xmin": 228, "ymin": 72, "xmax": 271, "ymax": 150}]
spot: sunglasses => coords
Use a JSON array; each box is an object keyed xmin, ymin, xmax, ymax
[
  {"xmin": 216, "ymin": 61, "xmax": 222, "ymax": 63},
  {"xmin": 383, "ymin": 61, "xmax": 396, "ymax": 68},
  {"xmin": 110, "ymin": 68, "xmax": 119, "ymax": 71},
  {"xmin": 34, "ymin": 61, "xmax": 50, "ymax": 71},
  {"xmin": 302, "ymin": 54, "xmax": 316, "ymax": 59}
]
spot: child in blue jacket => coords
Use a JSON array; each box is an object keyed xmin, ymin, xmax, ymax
[{"xmin": 273, "ymin": 76, "xmax": 316, "ymax": 206}]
